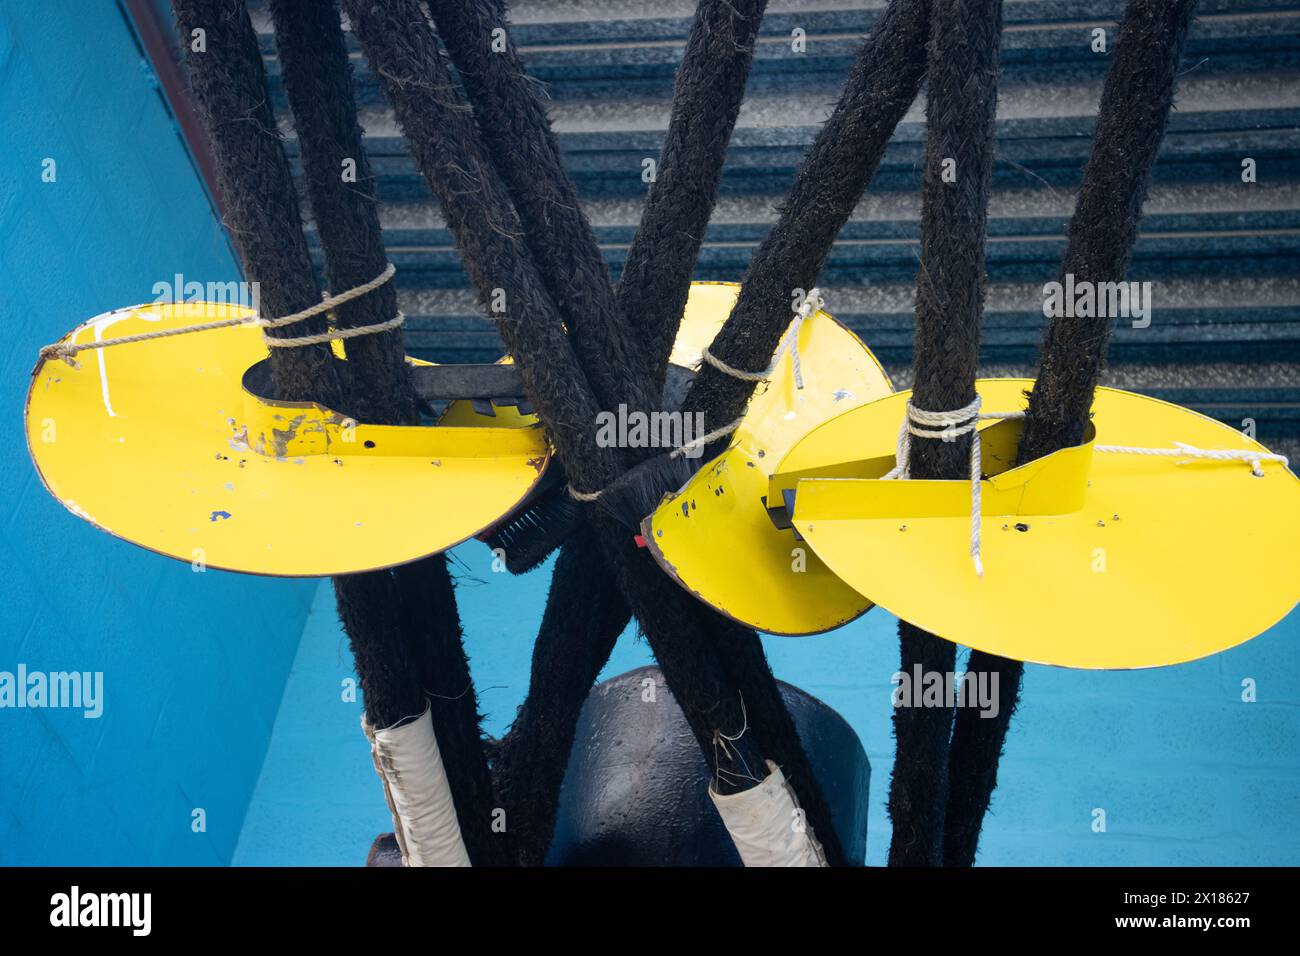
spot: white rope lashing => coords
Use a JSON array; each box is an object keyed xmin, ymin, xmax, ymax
[
  {"xmin": 565, "ymin": 415, "xmax": 747, "ymax": 503},
  {"xmin": 882, "ymin": 397, "xmax": 1289, "ymax": 577},
  {"xmin": 700, "ymin": 287, "xmax": 822, "ymax": 390},
  {"xmin": 1093, "ymin": 442, "xmax": 1286, "ymax": 478},
  {"xmin": 39, "ymin": 262, "xmax": 402, "ymax": 369},
  {"xmin": 263, "ymin": 311, "xmax": 405, "ymax": 348}
]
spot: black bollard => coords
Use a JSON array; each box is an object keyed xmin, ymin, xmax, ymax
[{"xmin": 546, "ymin": 667, "xmax": 869, "ymax": 867}]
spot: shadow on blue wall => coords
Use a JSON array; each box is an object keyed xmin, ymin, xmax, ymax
[{"xmin": 0, "ymin": 2, "xmax": 316, "ymax": 864}]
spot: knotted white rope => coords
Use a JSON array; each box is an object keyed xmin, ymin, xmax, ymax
[
  {"xmin": 39, "ymin": 263, "xmax": 401, "ymax": 369},
  {"xmin": 700, "ymin": 288, "xmax": 823, "ymax": 390},
  {"xmin": 881, "ymin": 397, "xmax": 1288, "ymax": 577}
]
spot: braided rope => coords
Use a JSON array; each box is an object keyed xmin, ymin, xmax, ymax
[
  {"xmin": 566, "ymin": 415, "xmax": 748, "ymax": 502},
  {"xmin": 39, "ymin": 263, "xmax": 398, "ymax": 368},
  {"xmin": 565, "ymin": 291, "xmax": 821, "ymax": 505},
  {"xmin": 700, "ymin": 288, "xmax": 822, "ymax": 389},
  {"xmin": 881, "ymin": 398, "xmax": 1287, "ymax": 576}
]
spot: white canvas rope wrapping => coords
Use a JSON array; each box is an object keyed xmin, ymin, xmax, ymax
[
  {"xmin": 39, "ymin": 263, "xmax": 402, "ymax": 368},
  {"xmin": 361, "ymin": 706, "xmax": 471, "ymax": 867},
  {"xmin": 882, "ymin": 396, "xmax": 1289, "ymax": 577},
  {"xmin": 566, "ymin": 291, "xmax": 825, "ymax": 502},
  {"xmin": 709, "ymin": 760, "xmax": 829, "ymax": 867}
]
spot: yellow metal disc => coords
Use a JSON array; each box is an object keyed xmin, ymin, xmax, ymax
[
  {"xmin": 782, "ymin": 379, "xmax": 1300, "ymax": 669},
  {"xmin": 26, "ymin": 302, "xmax": 549, "ymax": 576},
  {"xmin": 642, "ymin": 282, "xmax": 893, "ymax": 635}
]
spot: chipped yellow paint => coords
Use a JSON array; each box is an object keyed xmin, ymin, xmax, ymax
[
  {"xmin": 26, "ymin": 301, "xmax": 549, "ymax": 576},
  {"xmin": 642, "ymin": 282, "xmax": 893, "ymax": 635},
  {"xmin": 783, "ymin": 379, "xmax": 1300, "ymax": 669}
]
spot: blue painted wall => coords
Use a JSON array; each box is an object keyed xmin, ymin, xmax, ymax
[
  {"xmin": 237, "ymin": 546, "xmax": 1300, "ymax": 866},
  {"xmin": 3, "ymin": 2, "xmax": 1297, "ymax": 868},
  {"xmin": 0, "ymin": 2, "xmax": 316, "ymax": 864}
]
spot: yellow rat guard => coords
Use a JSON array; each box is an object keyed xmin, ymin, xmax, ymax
[
  {"xmin": 26, "ymin": 301, "xmax": 549, "ymax": 576},
  {"xmin": 779, "ymin": 379, "xmax": 1300, "ymax": 669},
  {"xmin": 642, "ymin": 282, "xmax": 893, "ymax": 635}
]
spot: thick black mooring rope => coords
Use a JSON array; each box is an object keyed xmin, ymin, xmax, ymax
[
  {"xmin": 339, "ymin": 0, "xmax": 803, "ymax": 853},
  {"xmin": 468, "ymin": 0, "xmax": 779, "ymax": 863},
  {"xmin": 175, "ymin": 0, "xmax": 506, "ymax": 865},
  {"xmin": 456, "ymin": 0, "xmax": 851, "ymax": 863},
  {"xmin": 680, "ymin": 0, "xmax": 930, "ymax": 442},
  {"xmin": 266, "ymin": 0, "xmax": 509, "ymax": 866},
  {"xmin": 425, "ymin": 0, "xmax": 651, "ymax": 417},
  {"xmin": 174, "ymin": 0, "xmax": 426, "ymax": 733},
  {"xmin": 491, "ymin": 523, "xmax": 629, "ymax": 866},
  {"xmin": 660, "ymin": 0, "xmax": 932, "ymax": 867},
  {"xmin": 616, "ymin": 0, "xmax": 769, "ymax": 397},
  {"xmin": 887, "ymin": 0, "xmax": 1004, "ymax": 869},
  {"xmin": 171, "ymin": 0, "xmax": 341, "ymax": 409},
  {"xmin": 942, "ymin": 0, "xmax": 1199, "ymax": 868},
  {"xmin": 424, "ymin": 2, "xmax": 638, "ymax": 861},
  {"xmin": 267, "ymin": 0, "xmax": 412, "ymax": 425}
]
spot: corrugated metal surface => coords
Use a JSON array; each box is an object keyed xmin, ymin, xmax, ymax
[{"xmin": 252, "ymin": 0, "xmax": 1300, "ymax": 455}]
